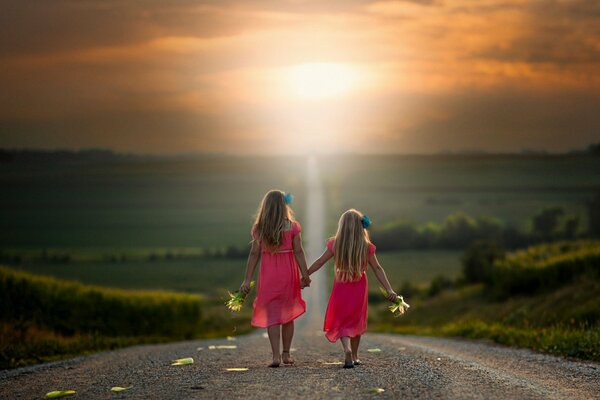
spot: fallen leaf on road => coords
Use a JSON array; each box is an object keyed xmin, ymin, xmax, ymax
[
  {"xmin": 367, "ymin": 388, "xmax": 385, "ymax": 393},
  {"xmin": 367, "ymin": 348, "xmax": 381, "ymax": 353},
  {"xmin": 398, "ymin": 347, "xmax": 406, "ymax": 351},
  {"xmin": 217, "ymin": 345, "xmax": 237, "ymax": 349},
  {"xmin": 262, "ymin": 332, "xmax": 269, "ymax": 338},
  {"xmin": 323, "ymin": 361, "xmax": 343, "ymax": 365},
  {"xmin": 171, "ymin": 357, "xmax": 194, "ymax": 366},
  {"xmin": 196, "ymin": 347, "xmax": 204, "ymax": 351},
  {"xmin": 225, "ymin": 368, "xmax": 249, "ymax": 371},
  {"xmin": 45, "ymin": 390, "xmax": 76, "ymax": 399},
  {"xmin": 208, "ymin": 345, "xmax": 216, "ymax": 349},
  {"xmin": 226, "ymin": 336, "xmax": 236, "ymax": 341},
  {"xmin": 110, "ymin": 386, "xmax": 133, "ymax": 392}
]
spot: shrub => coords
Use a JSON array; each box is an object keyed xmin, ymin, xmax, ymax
[
  {"xmin": 490, "ymin": 241, "xmax": 600, "ymax": 299},
  {"xmin": 532, "ymin": 207, "xmax": 564, "ymax": 239},
  {"xmin": 0, "ymin": 267, "xmax": 204, "ymax": 339},
  {"xmin": 428, "ymin": 275, "xmax": 454, "ymax": 297},
  {"xmin": 461, "ymin": 240, "xmax": 504, "ymax": 284}
]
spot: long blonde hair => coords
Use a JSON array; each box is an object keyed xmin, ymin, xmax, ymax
[
  {"xmin": 253, "ymin": 190, "xmax": 295, "ymax": 251},
  {"xmin": 333, "ymin": 209, "xmax": 371, "ymax": 282}
]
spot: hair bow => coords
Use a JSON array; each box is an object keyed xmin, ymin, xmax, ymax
[
  {"xmin": 361, "ymin": 215, "xmax": 372, "ymax": 229},
  {"xmin": 283, "ymin": 193, "xmax": 294, "ymax": 205}
]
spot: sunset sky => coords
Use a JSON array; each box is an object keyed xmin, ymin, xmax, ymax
[{"xmin": 1, "ymin": 0, "xmax": 599, "ymax": 154}]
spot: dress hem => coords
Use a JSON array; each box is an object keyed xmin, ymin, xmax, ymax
[
  {"xmin": 250, "ymin": 308, "xmax": 306, "ymax": 329},
  {"xmin": 324, "ymin": 327, "xmax": 367, "ymax": 343}
]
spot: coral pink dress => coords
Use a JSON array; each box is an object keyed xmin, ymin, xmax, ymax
[
  {"xmin": 323, "ymin": 238, "xmax": 376, "ymax": 342},
  {"xmin": 251, "ymin": 221, "xmax": 306, "ymax": 328}
]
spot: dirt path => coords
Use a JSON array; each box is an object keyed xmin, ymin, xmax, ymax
[{"xmin": 1, "ymin": 157, "xmax": 599, "ymax": 399}]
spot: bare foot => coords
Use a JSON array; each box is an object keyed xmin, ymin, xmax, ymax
[
  {"xmin": 343, "ymin": 351, "xmax": 354, "ymax": 369},
  {"xmin": 268, "ymin": 355, "xmax": 281, "ymax": 368},
  {"xmin": 282, "ymin": 351, "xmax": 294, "ymax": 365}
]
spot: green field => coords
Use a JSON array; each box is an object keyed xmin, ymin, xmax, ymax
[
  {"xmin": 321, "ymin": 154, "xmax": 598, "ymax": 232},
  {"xmin": 0, "ymin": 156, "xmax": 307, "ymax": 249},
  {"xmin": 8, "ymin": 258, "xmax": 245, "ymax": 295},
  {"xmin": 373, "ymin": 250, "xmax": 462, "ymax": 288},
  {"xmin": 372, "ymin": 241, "xmax": 600, "ymax": 361},
  {"xmin": 2, "ymin": 154, "xmax": 597, "ymax": 251},
  {"xmin": 0, "ymin": 266, "xmax": 250, "ymax": 369},
  {"xmin": 7, "ymin": 250, "xmax": 462, "ymax": 296}
]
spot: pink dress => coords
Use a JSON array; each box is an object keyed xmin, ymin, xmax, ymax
[
  {"xmin": 323, "ymin": 238, "xmax": 376, "ymax": 342},
  {"xmin": 251, "ymin": 221, "xmax": 306, "ymax": 328}
]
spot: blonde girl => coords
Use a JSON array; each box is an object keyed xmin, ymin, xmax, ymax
[
  {"xmin": 240, "ymin": 190, "xmax": 311, "ymax": 367},
  {"xmin": 307, "ymin": 209, "xmax": 397, "ymax": 368}
]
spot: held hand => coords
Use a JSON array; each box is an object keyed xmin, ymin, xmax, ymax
[
  {"xmin": 300, "ymin": 275, "xmax": 311, "ymax": 289},
  {"xmin": 387, "ymin": 290, "xmax": 398, "ymax": 302},
  {"xmin": 240, "ymin": 280, "xmax": 251, "ymax": 295}
]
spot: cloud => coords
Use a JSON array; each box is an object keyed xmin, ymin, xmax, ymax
[{"xmin": 0, "ymin": 0, "xmax": 599, "ymax": 153}]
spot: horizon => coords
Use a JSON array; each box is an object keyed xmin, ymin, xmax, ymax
[{"xmin": 1, "ymin": 144, "xmax": 597, "ymax": 159}]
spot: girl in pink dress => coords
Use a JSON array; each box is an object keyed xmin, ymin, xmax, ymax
[
  {"xmin": 308, "ymin": 209, "xmax": 397, "ymax": 368},
  {"xmin": 240, "ymin": 190, "xmax": 311, "ymax": 367}
]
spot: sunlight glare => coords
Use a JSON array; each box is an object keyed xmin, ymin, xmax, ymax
[{"xmin": 287, "ymin": 63, "xmax": 360, "ymax": 99}]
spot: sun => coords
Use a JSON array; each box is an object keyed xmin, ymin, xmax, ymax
[{"xmin": 287, "ymin": 63, "xmax": 360, "ymax": 99}]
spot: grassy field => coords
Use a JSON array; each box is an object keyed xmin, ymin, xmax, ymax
[
  {"xmin": 372, "ymin": 241, "xmax": 600, "ymax": 361},
  {"xmin": 0, "ymin": 156, "xmax": 307, "ymax": 249},
  {"xmin": 0, "ymin": 266, "xmax": 251, "ymax": 369},
  {"xmin": 8, "ymin": 258, "xmax": 246, "ymax": 295},
  {"xmin": 320, "ymin": 154, "xmax": 598, "ymax": 232},
  {"xmin": 5, "ymin": 249, "xmax": 461, "ymax": 297},
  {"xmin": 372, "ymin": 250, "xmax": 461, "ymax": 288},
  {"xmin": 1, "ymin": 154, "xmax": 597, "ymax": 251}
]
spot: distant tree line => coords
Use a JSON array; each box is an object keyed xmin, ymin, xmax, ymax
[
  {"xmin": 0, "ymin": 245, "xmax": 249, "ymax": 266},
  {"xmin": 371, "ymin": 195, "xmax": 600, "ymax": 252}
]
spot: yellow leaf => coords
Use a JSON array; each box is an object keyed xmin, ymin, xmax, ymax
[
  {"xmin": 225, "ymin": 368, "xmax": 249, "ymax": 371},
  {"xmin": 110, "ymin": 386, "xmax": 133, "ymax": 392},
  {"xmin": 171, "ymin": 357, "xmax": 194, "ymax": 365},
  {"xmin": 367, "ymin": 348, "xmax": 381, "ymax": 353},
  {"xmin": 45, "ymin": 391, "xmax": 76, "ymax": 399},
  {"xmin": 216, "ymin": 345, "xmax": 237, "ymax": 349},
  {"xmin": 367, "ymin": 388, "xmax": 385, "ymax": 393},
  {"xmin": 226, "ymin": 336, "xmax": 236, "ymax": 341},
  {"xmin": 323, "ymin": 361, "xmax": 343, "ymax": 365}
]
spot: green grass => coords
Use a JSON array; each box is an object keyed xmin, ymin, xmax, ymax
[
  {"xmin": 372, "ymin": 250, "xmax": 462, "ymax": 289},
  {"xmin": 8, "ymin": 257, "xmax": 246, "ymax": 295},
  {"xmin": 0, "ymin": 266, "xmax": 251, "ymax": 369},
  {"xmin": 372, "ymin": 241, "xmax": 600, "ymax": 361},
  {"xmin": 491, "ymin": 240, "xmax": 600, "ymax": 298},
  {"xmin": 373, "ymin": 279, "xmax": 600, "ymax": 360}
]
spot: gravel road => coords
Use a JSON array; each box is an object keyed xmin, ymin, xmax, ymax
[
  {"xmin": 1, "ymin": 327, "xmax": 599, "ymax": 399},
  {"xmin": 1, "ymin": 157, "xmax": 599, "ymax": 399}
]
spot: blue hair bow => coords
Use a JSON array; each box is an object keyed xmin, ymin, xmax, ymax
[
  {"xmin": 361, "ymin": 215, "xmax": 372, "ymax": 229},
  {"xmin": 284, "ymin": 193, "xmax": 294, "ymax": 205}
]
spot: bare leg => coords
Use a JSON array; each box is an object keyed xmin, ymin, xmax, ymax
[
  {"xmin": 281, "ymin": 321, "xmax": 295, "ymax": 364},
  {"xmin": 340, "ymin": 337, "xmax": 354, "ymax": 368},
  {"xmin": 267, "ymin": 325, "xmax": 281, "ymax": 367},
  {"xmin": 351, "ymin": 335, "xmax": 361, "ymax": 364}
]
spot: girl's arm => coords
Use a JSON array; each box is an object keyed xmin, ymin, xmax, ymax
[
  {"xmin": 307, "ymin": 249, "xmax": 333, "ymax": 275},
  {"xmin": 292, "ymin": 233, "xmax": 311, "ymax": 287},
  {"xmin": 240, "ymin": 239, "xmax": 261, "ymax": 294},
  {"xmin": 368, "ymin": 254, "xmax": 398, "ymax": 301}
]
